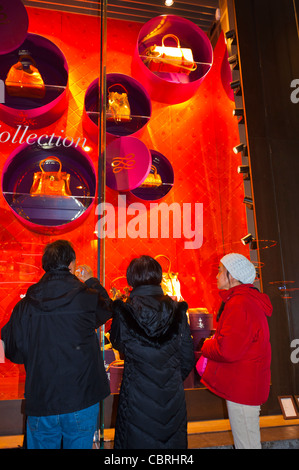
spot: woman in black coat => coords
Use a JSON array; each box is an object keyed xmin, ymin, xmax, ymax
[{"xmin": 110, "ymin": 255, "xmax": 195, "ymax": 449}]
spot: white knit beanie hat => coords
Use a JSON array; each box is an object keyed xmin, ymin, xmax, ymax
[{"xmin": 220, "ymin": 253, "xmax": 256, "ymax": 284}]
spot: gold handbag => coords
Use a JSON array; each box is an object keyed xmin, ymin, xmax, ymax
[
  {"xmin": 155, "ymin": 255, "xmax": 183, "ymax": 301},
  {"xmin": 109, "ymin": 276, "xmax": 130, "ymax": 301},
  {"xmin": 5, "ymin": 51, "xmax": 45, "ymax": 99},
  {"xmin": 107, "ymin": 83, "xmax": 132, "ymax": 123},
  {"xmin": 141, "ymin": 165, "xmax": 162, "ymax": 188},
  {"xmin": 143, "ymin": 34, "xmax": 197, "ymax": 75},
  {"xmin": 30, "ymin": 157, "xmax": 72, "ymax": 197}
]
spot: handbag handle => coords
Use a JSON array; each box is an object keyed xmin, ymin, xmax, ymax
[
  {"xmin": 108, "ymin": 83, "xmax": 128, "ymax": 94},
  {"xmin": 150, "ymin": 165, "xmax": 158, "ymax": 175},
  {"xmin": 161, "ymin": 34, "xmax": 181, "ymax": 49},
  {"xmin": 39, "ymin": 156, "xmax": 62, "ymax": 174},
  {"xmin": 19, "ymin": 54, "xmax": 37, "ymax": 68},
  {"xmin": 155, "ymin": 254, "xmax": 171, "ymax": 273}
]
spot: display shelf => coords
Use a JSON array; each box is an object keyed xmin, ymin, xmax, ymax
[
  {"xmin": 1, "ymin": 136, "xmax": 96, "ymax": 234},
  {"xmin": 0, "ymin": 33, "xmax": 68, "ymax": 128},
  {"xmin": 83, "ymin": 73, "xmax": 152, "ymax": 142},
  {"xmin": 130, "ymin": 149, "xmax": 174, "ymax": 201},
  {"xmin": 132, "ymin": 15, "xmax": 213, "ymax": 104}
]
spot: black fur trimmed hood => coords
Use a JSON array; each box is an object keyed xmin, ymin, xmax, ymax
[{"xmin": 113, "ymin": 295, "xmax": 188, "ymax": 347}]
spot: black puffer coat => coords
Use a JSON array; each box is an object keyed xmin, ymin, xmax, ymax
[{"xmin": 110, "ymin": 285, "xmax": 195, "ymax": 449}]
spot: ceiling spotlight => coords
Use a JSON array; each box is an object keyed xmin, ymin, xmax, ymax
[
  {"xmin": 233, "ymin": 143, "xmax": 247, "ymax": 155},
  {"xmin": 165, "ymin": 0, "xmax": 174, "ymax": 5},
  {"xmin": 225, "ymin": 30, "xmax": 237, "ymax": 44},
  {"xmin": 233, "ymin": 108, "xmax": 244, "ymax": 124},
  {"xmin": 228, "ymin": 54, "xmax": 239, "ymax": 70},
  {"xmin": 241, "ymin": 234, "xmax": 257, "ymax": 250},
  {"xmin": 230, "ymin": 80, "xmax": 242, "ymax": 96},
  {"xmin": 233, "ymin": 108, "xmax": 244, "ymax": 117},
  {"xmin": 243, "ymin": 196, "xmax": 254, "ymax": 209},
  {"xmin": 238, "ymin": 165, "xmax": 250, "ymax": 180}
]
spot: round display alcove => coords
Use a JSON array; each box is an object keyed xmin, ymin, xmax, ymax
[
  {"xmin": 132, "ymin": 15, "xmax": 213, "ymax": 104},
  {"xmin": 130, "ymin": 150, "xmax": 174, "ymax": 201},
  {"xmin": 0, "ymin": 33, "xmax": 69, "ymax": 129},
  {"xmin": 1, "ymin": 136, "xmax": 96, "ymax": 234},
  {"xmin": 83, "ymin": 73, "xmax": 152, "ymax": 142}
]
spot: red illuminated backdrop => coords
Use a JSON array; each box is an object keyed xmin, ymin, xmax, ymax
[{"xmin": 0, "ymin": 8, "xmax": 249, "ymax": 399}]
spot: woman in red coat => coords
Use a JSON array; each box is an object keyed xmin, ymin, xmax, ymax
[{"xmin": 200, "ymin": 253, "xmax": 272, "ymax": 449}]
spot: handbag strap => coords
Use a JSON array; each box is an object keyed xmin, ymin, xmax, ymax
[
  {"xmin": 162, "ymin": 34, "xmax": 181, "ymax": 48},
  {"xmin": 19, "ymin": 54, "xmax": 37, "ymax": 68},
  {"xmin": 39, "ymin": 156, "xmax": 62, "ymax": 174},
  {"xmin": 108, "ymin": 83, "xmax": 128, "ymax": 94},
  {"xmin": 155, "ymin": 254, "xmax": 171, "ymax": 273}
]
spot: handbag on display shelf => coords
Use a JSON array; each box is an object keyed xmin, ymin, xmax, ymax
[
  {"xmin": 140, "ymin": 165, "xmax": 162, "ymax": 188},
  {"xmin": 109, "ymin": 276, "xmax": 130, "ymax": 301},
  {"xmin": 154, "ymin": 254, "xmax": 183, "ymax": 301},
  {"xmin": 143, "ymin": 34, "xmax": 197, "ymax": 75},
  {"xmin": 5, "ymin": 50, "xmax": 45, "ymax": 99},
  {"xmin": 107, "ymin": 83, "xmax": 132, "ymax": 123},
  {"xmin": 30, "ymin": 157, "xmax": 72, "ymax": 197}
]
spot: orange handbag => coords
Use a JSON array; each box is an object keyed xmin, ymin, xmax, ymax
[
  {"xmin": 107, "ymin": 83, "xmax": 132, "ymax": 123},
  {"xmin": 5, "ymin": 52, "xmax": 45, "ymax": 99},
  {"xmin": 30, "ymin": 157, "xmax": 72, "ymax": 197},
  {"xmin": 141, "ymin": 165, "xmax": 162, "ymax": 188},
  {"xmin": 143, "ymin": 34, "xmax": 197, "ymax": 75}
]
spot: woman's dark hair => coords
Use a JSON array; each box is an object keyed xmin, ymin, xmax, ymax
[
  {"xmin": 42, "ymin": 240, "xmax": 76, "ymax": 272},
  {"xmin": 126, "ymin": 255, "xmax": 162, "ymax": 288}
]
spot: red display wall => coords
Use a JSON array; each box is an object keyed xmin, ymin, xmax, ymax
[{"xmin": 0, "ymin": 7, "xmax": 249, "ymax": 400}]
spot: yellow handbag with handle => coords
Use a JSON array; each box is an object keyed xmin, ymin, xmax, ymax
[
  {"xmin": 107, "ymin": 83, "xmax": 132, "ymax": 123},
  {"xmin": 5, "ymin": 51, "xmax": 45, "ymax": 99},
  {"xmin": 155, "ymin": 254, "xmax": 183, "ymax": 301},
  {"xmin": 30, "ymin": 157, "xmax": 72, "ymax": 197},
  {"xmin": 141, "ymin": 165, "xmax": 162, "ymax": 188},
  {"xmin": 143, "ymin": 34, "xmax": 197, "ymax": 75}
]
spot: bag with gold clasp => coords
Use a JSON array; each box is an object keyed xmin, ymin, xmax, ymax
[
  {"xmin": 143, "ymin": 34, "xmax": 197, "ymax": 75},
  {"xmin": 107, "ymin": 83, "xmax": 132, "ymax": 123},
  {"xmin": 141, "ymin": 165, "xmax": 162, "ymax": 188},
  {"xmin": 5, "ymin": 50, "xmax": 45, "ymax": 99},
  {"xmin": 30, "ymin": 157, "xmax": 72, "ymax": 197}
]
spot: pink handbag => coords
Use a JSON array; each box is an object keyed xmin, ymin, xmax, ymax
[{"xmin": 196, "ymin": 354, "xmax": 208, "ymax": 376}]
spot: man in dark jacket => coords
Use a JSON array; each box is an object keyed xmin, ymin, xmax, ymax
[{"xmin": 1, "ymin": 240, "xmax": 112, "ymax": 449}]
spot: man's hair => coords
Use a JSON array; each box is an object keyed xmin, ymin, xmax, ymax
[
  {"xmin": 42, "ymin": 240, "xmax": 76, "ymax": 272},
  {"xmin": 126, "ymin": 255, "xmax": 162, "ymax": 288}
]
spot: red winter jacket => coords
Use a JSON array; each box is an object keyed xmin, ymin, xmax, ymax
[{"xmin": 200, "ymin": 284, "xmax": 272, "ymax": 406}]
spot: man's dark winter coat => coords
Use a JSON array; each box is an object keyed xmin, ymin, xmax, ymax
[{"xmin": 1, "ymin": 270, "xmax": 112, "ymax": 416}]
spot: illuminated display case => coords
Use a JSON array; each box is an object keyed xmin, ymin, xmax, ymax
[{"xmin": 0, "ymin": 0, "xmax": 250, "ymax": 434}]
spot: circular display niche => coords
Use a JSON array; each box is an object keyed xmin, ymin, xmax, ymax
[
  {"xmin": 132, "ymin": 15, "xmax": 213, "ymax": 104},
  {"xmin": 0, "ymin": 33, "xmax": 69, "ymax": 129},
  {"xmin": 83, "ymin": 74, "xmax": 152, "ymax": 142},
  {"xmin": 2, "ymin": 136, "xmax": 96, "ymax": 234}
]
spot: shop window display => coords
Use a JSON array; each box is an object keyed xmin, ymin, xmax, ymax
[{"xmin": 0, "ymin": 1, "xmax": 249, "ymax": 414}]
